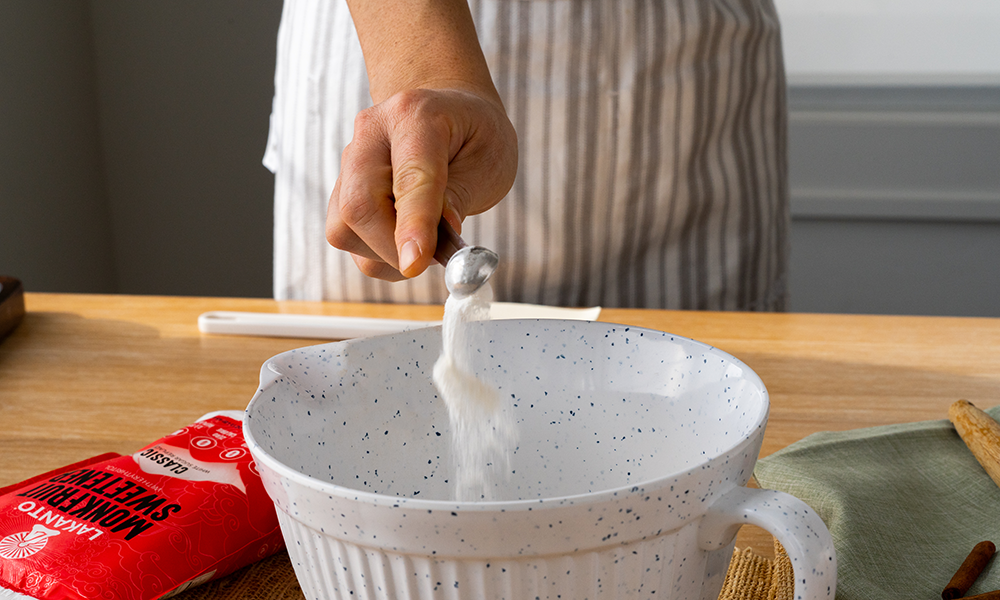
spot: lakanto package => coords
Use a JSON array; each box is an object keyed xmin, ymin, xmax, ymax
[{"xmin": 0, "ymin": 412, "xmax": 284, "ymax": 600}]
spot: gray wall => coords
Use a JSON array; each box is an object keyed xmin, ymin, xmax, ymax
[
  {"xmin": 786, "ymin": 87, "xmax": 1000, "ymax": 317},
  {"xmin": 2, "ymin": 1, "xmax": 998, "ymax": 316},
  {"xmin": 1, "ymin": 2, "xmax": 115, "ymax": 293},
  {"xmin": 1, "ymin": 0, "xmax": 282, "ymax": 298}
]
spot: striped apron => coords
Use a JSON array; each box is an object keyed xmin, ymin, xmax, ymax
[{"xmin": 265, "ymin": 0, "xmax": 789, "ymax": 310}]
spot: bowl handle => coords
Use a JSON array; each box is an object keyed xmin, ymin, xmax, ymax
[{"xmin": 698, "ymin": 486, "xmax": 837, "ymax": 599}]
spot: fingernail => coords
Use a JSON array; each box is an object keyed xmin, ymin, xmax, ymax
[{"xmin": 399, "ymin": 240, "xmax": 421, "ymax": 275}]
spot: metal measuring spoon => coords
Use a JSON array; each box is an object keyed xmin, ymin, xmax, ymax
[{"xmin": 433, "ymin": 220, "xmax": 499, "ymax": 297}]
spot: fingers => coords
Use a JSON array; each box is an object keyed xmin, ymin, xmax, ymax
[
  {"xmin": 327, "ymin": 109, "xmax": 400, "ymax": 268},
  {"xmin": 326, "ymin": 177, "xmax": 379, "ymax": 263}
]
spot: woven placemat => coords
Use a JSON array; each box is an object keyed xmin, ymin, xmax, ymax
[
  {"xmin": 171, "ymin": 551, "xmax": 303, "ymax": 600},
  {"xmin": 718, "ymin": 540, "xmax": 794, "ymax": 600},
  {"xmin": 172, "ymin": 540, "xmax": 792, "ymax": 600}
]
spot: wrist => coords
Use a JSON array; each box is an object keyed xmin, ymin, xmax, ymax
[{"xmin": 347, "ymin": 0, "xmax": 499, "ymax": 105}]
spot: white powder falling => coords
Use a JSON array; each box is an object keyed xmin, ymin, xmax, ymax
[{"xmin": 432, "ymin": 284, "xmax": 517, "ymax": 502}]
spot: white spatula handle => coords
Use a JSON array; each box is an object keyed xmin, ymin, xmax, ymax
[{"xmin": 198, "ymin": 311, "xmax": 439, "ymax": 340}]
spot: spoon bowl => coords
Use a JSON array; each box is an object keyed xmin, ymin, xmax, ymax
[
  {"xmin": 434, "ymin": 220, "xmax": 498, "ymax": 297},
  {"xmin": 444, "ymin": 246, "xmax": 499, "ymax": 297}
]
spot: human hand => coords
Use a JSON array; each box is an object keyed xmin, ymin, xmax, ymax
[{"xmin": 326, "ymin": 88, "xmax": 517, "ymax": 281}]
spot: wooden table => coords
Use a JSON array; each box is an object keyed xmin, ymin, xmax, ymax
[{"xmin": 3, "ymin": 293, "xmax": 1000, "ymax": 559}]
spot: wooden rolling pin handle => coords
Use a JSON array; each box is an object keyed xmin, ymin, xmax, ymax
[{"xmin": 949, "ymin": 400, "xmax": 1000, "ymax": 490}]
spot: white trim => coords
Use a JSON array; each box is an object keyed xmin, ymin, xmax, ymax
[
  {"xmin": 789, "ymin": 110, "xmax": 1000, "ymax": 126},
  {"xmin": 791, "ymin": 188, "xmax": 1000, "ymax": 222},
  {"xmin": 787, "ymin": 74, "xmax": 1000, "ymax": 88}
]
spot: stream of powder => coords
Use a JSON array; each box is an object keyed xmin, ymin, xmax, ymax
[{"xmin": 432, "ymin": 284, "xmax": 517, "ymax": 502}]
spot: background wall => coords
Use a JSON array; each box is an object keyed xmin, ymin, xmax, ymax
[
  {"xmin": 0, "ymin": 2, "xmax": 115, "ymax": 293},
  {"xmin": 1, "ymin": 0, "xmax": 282, "ymax": 298},
  {"xmin": 1, "ymin": 0, "xmax": 998, "ymax": 316},
  {"xmin": 774, "ymin": 0, "xmax": 1000, "ymax": 317},
  {"xmin": 786, "ymin": 86, "xmax": 1000, "ymax": 316}
]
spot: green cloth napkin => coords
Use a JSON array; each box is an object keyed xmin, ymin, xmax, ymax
[{"xmin": 753, "ymin": 406, "xmax": 1000, "ymax": 600}]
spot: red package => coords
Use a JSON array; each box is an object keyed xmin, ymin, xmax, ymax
[{"xmin": 0, "ymin": 412, "xmax": 283, "ymax": 600}]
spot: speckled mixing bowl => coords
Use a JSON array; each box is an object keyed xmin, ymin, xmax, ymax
[{"xmin": 244, "ymin": 319, "xmax": 835, "ymax": 600}]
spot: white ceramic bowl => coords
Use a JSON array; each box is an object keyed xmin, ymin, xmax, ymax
[{"xmin": 244, "ymin": 320, "xmax": 835, "ymax": 600}]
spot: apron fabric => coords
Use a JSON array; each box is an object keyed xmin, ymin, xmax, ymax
[{"xmin": 265, "ymin": 0, "xmax": 789, "ymax": 310}]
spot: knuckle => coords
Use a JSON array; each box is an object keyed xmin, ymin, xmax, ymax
[
  {"xmin": 445, "ymin": 184, "xmax": 473, "ymax": 213},
  {"xmin": 353, "ymin": 256, "xmax": 404, "ymax": 281},
  {"xmin": 325, "ymin": 219, "xmax": 355, "ymax": 251},
  {"xmin": 352, "ymin": 106, "xmax": 380, "ymax": 133},
  {"xmin": 337, "ymin": 192, "xmax": 381, "ymax": 230},
  {"xmin": 354, "ymin": 257, "xmax": 384, "ymax": 278},
  {"xmin": 392, "ymin": 164, "xmax": 438, "ymax": 197},
  {"xmin": 388, "ymin": 88, "xmax": 431, "ymax": 115},
  {"xmin": 387, "ymin": 90, "xmax": 450, "ymax": 131}
]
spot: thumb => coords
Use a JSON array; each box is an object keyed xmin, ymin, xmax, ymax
[{"xmin": 390, "ymin": 124, "xmax": 452, "ymax": 278}]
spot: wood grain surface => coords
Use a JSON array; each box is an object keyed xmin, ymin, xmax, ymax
[{"xmin": 3, "ymin": 293, "xmax": 1000, "ymax": 560}]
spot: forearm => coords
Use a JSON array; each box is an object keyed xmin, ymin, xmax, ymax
[{"xmin": 345, "ymin": 0, "xmax": 500, "ymax": 105}]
